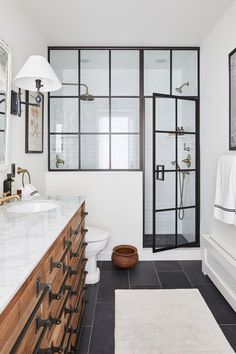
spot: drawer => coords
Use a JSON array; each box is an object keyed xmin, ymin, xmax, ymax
[
  {"xmin": 68, "ymin": 204, "xmax": 87, "ymax": 239},
  {"xmin": 0, "ymin": 267, "xmax": 48, "ymax": 354}
]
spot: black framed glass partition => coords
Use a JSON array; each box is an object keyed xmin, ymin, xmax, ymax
[{"xmin": 48, "ymin": 47, "xmax": 200, "ymax": 251}]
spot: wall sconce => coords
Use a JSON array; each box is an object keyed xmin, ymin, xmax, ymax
[{"xmin": 11, "ymin": 55, "xmax": 61, "ymax": 117}]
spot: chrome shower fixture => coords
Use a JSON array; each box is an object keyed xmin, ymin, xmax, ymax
[{"xmin": 175, "ymin": 82, "xmax": 190, "ymax": 94}]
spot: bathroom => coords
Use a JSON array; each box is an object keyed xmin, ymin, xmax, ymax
[{"xmin": 0, "ymin": 0, "xmax": 236, "ymax": 353}]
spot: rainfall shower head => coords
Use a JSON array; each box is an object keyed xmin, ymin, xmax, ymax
[
  {"xmin": 175, "ymin": 82, "xmax": 190, "ymax": 94},
  {"xmin": 80, "ymin": 84, "xmax": 94, "ymax": 101}
]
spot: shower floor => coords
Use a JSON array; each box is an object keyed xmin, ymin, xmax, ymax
[{"xmin": 144, "ymin": 234, "xmax": 188, "ymax": 248}]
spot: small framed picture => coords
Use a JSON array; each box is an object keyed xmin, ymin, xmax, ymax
[
  {"xmin": 229, "ymin": 49, "xmax": 236, "ymax": 150},
  {"xmin": 25, "ymin": 91, "xmax": 44, "ymax": 153}
]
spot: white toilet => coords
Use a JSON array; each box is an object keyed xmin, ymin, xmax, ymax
[{"xmin": 85, "ymin": 226, "xmax": 109, "ymax": 284}]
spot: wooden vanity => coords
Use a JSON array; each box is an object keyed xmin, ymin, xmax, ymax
[{"xmin": 0, "ymin": 201, "xmax": 87, "ymax": 353}]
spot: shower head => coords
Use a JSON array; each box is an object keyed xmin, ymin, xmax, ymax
[
  {"xmin": 80, "ymin": 84, "xmax": 94, "ymax": 101},
  {"xmin": 175, "ymin": 82, "xmax": 190, "ymax": 94},
  {"xmin": 62, "ymin": 82, "xmax": 94, "ymax": 101}
]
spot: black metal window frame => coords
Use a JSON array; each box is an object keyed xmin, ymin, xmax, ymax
[{"xmin": 48, "ymin": 46, "xmax": 200, "ymax": 174}]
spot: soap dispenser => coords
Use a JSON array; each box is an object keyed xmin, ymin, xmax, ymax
[{"xmin": 3, "ymin": 174, "xmax": 14, "ymax": 197}]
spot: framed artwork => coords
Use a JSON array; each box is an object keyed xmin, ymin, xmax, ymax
[
  {"xmin": 25, "ymin": 91, "xmax": 44, "ymax": 153},
  {"xmin": 229, "ymin": 48, "xmax": 236, "ymax": 150}
]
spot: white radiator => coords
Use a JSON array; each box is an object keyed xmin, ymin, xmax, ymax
[{"xmin": 201, "ymin": 234, "xmax": 236, "ymax": 312}]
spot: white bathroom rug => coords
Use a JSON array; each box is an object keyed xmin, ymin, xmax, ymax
[{"xmin": 115, "ymin": 289, "xmax": 234, "ymax": 354}]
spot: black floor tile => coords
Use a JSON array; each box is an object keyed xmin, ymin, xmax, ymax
[
  {"xmin": 76, "ymin": 326, "xmax": 91, "ymax": 354},
  {"xmin": 129, "ymin": 261, "xmax": 160, "ymax": 285},
  {"xmin": 220, "ymin": 325, "xmax": 236, "ymax": 352},
  {"xmin": 83, "ymin": 284, "xmax": 98, "ymax": 326},
  {"xmin": 101, "ymin": 261, "xmax": 127, "ymax": 272},
  {"xmin": 89, "ymin": 303, "xmax": 114, "ymax": 354},
  {"xmin": 130, "ymin": 284, "xmax": 161, "ymax": 289},
  {"xmin": 197, "ymin": 285, "xmax": 236, "ymax": 325},
  {"xmin": 158, "ymin": 271, "xmax": 192, "ymax": 289},
  {"xmin": 154, "ymin": 260, "xmax": 182, "ymax": 271},
  {"xmin": 180, "ymin": 260, "xmax": 212, "ymax": 285},
  {"xmin": 97, "ymin": 270, "xmax": 129, "ymax": 302}
]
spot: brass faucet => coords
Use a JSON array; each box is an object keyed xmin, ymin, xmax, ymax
[{"xmin": 0, "ymin": 194, "xmax": 21, "ymax": 205}]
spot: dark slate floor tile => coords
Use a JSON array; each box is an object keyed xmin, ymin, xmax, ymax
[
  {"xmin": 180, "ymin": 260, "xmax": 212, "ymax": 285},
  {"xmin": 83, "ymin": 284, "xmax": 98, "ymax": 326},
  {"xmin": 158, "ymin": 271, "xmax": 192, "ymax": 289},
  {"xmin": 101, "ymin": 261, "xmax": 127, "ymax": 272},
  {"xmin": 154, "ymin": 260, "xmax": 182, "ymax": 271},
  {"xmin": 97, "ymin": 270, "xmax": 129, "ymax": 302},
  {"xmin": 129, "ymin": 261, "xmax": 160, "ymax": 285},
  {"xmin": 220, "ymin": 325, "xmax": 236, "ymax": 352},
  {"xmin": 197, "ymin": 285, "xmax": 236, "ymax": 324},
  {"xmin": 76, "ymin": 326, "xmax": 91, "ymax": 354},
  {"xmin": 89, "ymin": 303, "xmax": 114, "ymax": 354},
  {"xmin": 130, "ymin": 284, "xmax": 162, "ymax": 289}
]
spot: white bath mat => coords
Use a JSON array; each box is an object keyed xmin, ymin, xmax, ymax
[{"xmin": 115, "ymin": 289, "xmax": 234, "ymax": 354}]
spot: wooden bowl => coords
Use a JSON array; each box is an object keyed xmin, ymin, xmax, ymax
[{"xmin": 112, "ymin": 245, "xmax": 138, "ymax": 269}]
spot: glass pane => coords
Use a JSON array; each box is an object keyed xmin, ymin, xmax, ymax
[
  {"xmin": 178, "ymin": 99, "xmax": 196, "ymax": 132},
  {"xmin": 155, "ymin": 97, "xmax": 175, "ymax": 131},
  {"xmin": 80, "ymin": 99, "xmax": 109, "ymax": 133},
  {"xmin": 50, "ymin": 98, "xmax": 78, "ymax": 133},
  {"xmin": 80, "ymin": 50, "xmax": 109, "ymax": 96},
  {"xmin": 111, "ymin": 50, "xmax": 139, "ymax": 96},
  {"xmin": 177, "ymin": 207, "xmax": 195, "ymax": 245},
  {"xmin": 0, "ymin": 99, "xmax": 6, "ymax": 130},
  {"xmin": 155, "ymin": 133, "xmax": 176, "ymax": 171},
  {"xmin": 155, "ymin": 210, "xmax": 176, "ymax": 248},
  {"xmin": 172, "ymin": 50, "xmax": 198, "ymax": 97},
  {"xmin": 50, "ymin": 50, "xmax": 78, "ymax": 96},
  {"xmin": 144, "ymin": 50, "xmax": 170, "ymax": 95},
  {"xmin": 178, "ymin": 134, "xmax": 195, "ymax": 170},
  {"xmin": 177, "ymin": 171, "xmax": 195, "ymax": 208},
  {"xmin": 111, "ymin": 134, "xmax": 139, "ymax": 169},
  {"xmin": 81, "ymin": 135, "xmax": 109, "ymax": 169},
  {"xmin": 50, "ymin": 135, "xmax": 79, "ymax": 169},
  {"xmin": 0, "ymin": 131, "xmax": 5, "ymax": 161},
  {"xmin": 156, "ymin": 172, "xmax": 175, "ymax": 210},
  {"xmin": 144, "ymin": 99, "xmax": 152, "ymax": 235},
  {"xmin": 111, "ymin": 98, "xmax": 139, "ymax": 133}
]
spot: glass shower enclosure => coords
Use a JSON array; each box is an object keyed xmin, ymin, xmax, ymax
[{"xmin": 152, "ymin": 94, "xmax": 199, "ymax": 251}]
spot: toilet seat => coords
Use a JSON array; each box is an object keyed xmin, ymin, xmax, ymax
[{"xmin": 86, "ymin": 226, "xmax": 109, "ymax": 243}]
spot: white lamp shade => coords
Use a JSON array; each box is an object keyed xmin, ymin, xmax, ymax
[{"xmin": 13, "ymin": 55, "xmax": 62, "ymax": 92}]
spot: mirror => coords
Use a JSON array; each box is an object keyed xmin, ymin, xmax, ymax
[{"xmin": 0, "ymin": 39, "xmax": 11, "ymax": 170}]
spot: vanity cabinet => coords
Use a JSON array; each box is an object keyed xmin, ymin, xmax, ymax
[{"xmin": 0, "ymin": 202, "xmax": 87, "ymax": 354}]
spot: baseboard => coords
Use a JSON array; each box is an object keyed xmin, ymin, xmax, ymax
[{"xmin": 98, "ymin": 247, "xmax": 201, "ymax": 261}]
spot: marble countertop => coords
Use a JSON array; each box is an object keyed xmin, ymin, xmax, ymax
[{"xmin": 0, "ymin": 196, "xmax": 85, "ymax": 314}]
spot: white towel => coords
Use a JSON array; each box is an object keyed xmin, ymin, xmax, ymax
[
  {"xmin": 214, "ymin": 155, "xmax": 236, "ymax": 224},
  {"xmin": 20, "ymin": 184, "xmax": 40, "ymax": 200}
]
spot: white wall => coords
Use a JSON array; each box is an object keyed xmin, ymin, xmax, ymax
[
  {"xmin": 0, "ymin": 0, "xmax": 47, "ymax": 195},
  {"xmin": 201, "ymin": 0, "xmax": 236, "ymax": 242},
  {"xmin": 46, "ymin": 172, "xmax": 201, "ymax": 260}
]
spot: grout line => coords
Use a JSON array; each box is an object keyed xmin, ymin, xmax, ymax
[
  {"xmin": 219, "ymin": 324, "xmax": 236, "ymax": 326},
  {"xmin": 87, "ymin": 280, "xmax": 100, "ymax": 354},
  {"xmin": 152, "ymin": 261, "xmax": 162, "ymax": 289},
  {"xmin": 178, "ymin": 261, "xmax": 193, "ymax": 288},
  {"xmin": 128, "ymin": 268, "xmax": 131, "ymax": 289}
]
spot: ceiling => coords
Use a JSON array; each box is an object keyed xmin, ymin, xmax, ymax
[{"xmin": 21, "ymin": 0, "xmax": 233, "ymax": 46}]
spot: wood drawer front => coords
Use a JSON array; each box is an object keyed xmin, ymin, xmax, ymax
[
  {"xmin": 69, "ymin": 203, "xmax": 87, "ymax": 239},
  {"xmin": 0, "ymin": 266, "xmax": 46, "ymax": 354}
]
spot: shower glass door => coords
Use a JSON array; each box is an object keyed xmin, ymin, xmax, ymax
[{"xmin": 153, "ymin": 93, "xmax": 199, "ymax": 252}]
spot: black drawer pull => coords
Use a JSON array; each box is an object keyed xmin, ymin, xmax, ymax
[
  {"xmin": 64, "ymin": 306, "xmax": 79, "ymax": 314},
  {"xmin": 35, "ymin": 316, "xmax": 52, "ymax": 331},
  {"xmin": 50, "ymin": 258, "xmax": 63, "ymax": 272},
  {"xmin": 70, "ymin": 233, "xmax": 87, "ymax": 258},
  {"xmin": 65, "ymin": 327, "xmax": 80, "ymax": 334},
  {"xmin": 49, "ymin": 266, "xmax": 71, "ymax": 303},
  {"xmin": 36, "ymin": 345, "xmax": 63, "ymax": 354},
  {"xmin": 70, "ymin": 212, "xmax": 88, "ymax": 236},
  {"xmin": 10, "ymin": 280, "xmax": 51, "ymax": 354},
  {"xmin": 70, "ymin": 257, "xmax": 87, "ymax": 277}
]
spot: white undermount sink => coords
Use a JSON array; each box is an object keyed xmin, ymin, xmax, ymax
[{"xmin": 7, "ymin": 200, "xmax": 59, "ymax": 213}]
